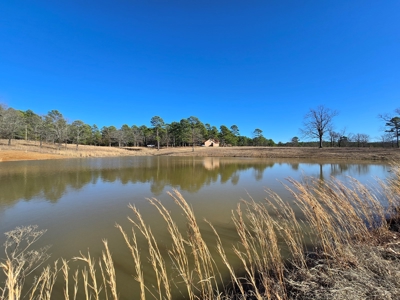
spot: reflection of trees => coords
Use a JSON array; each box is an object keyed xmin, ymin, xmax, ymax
[
  {"xmin": 330, "ymin": 163, "xmax": 349, "ymax": 176},
  {"xmin": 319, "ymin": 164, "xmax": 324, "ymax": 181},
  {"xmin": 0, "ymin": 158, "xmax": 384, "ymax": 209},
  {"xmin": 0, "ymin": 162, "xmax": 94, "ymax": 206},
  {"xmin": 231, "ymin": 174, "xmax": 240, "ymax": 185},
  {"xmin": 304, "ymin": 163, "xmax": 373, "ymax": 181},
  {"xmin": 0, "ymin": 158, "xmax": 276, "ymax": 204},
  {"xmin": 253, "ymin": 164, "xmax": 267, "ymax": 181},
  {"xmin": 329, "ymin": 163, "xmax": 370, "ymax": 177}
]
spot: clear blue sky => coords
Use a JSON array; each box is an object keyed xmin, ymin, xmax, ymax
[{"xmin": 0, "ymin": 0, "xmax": 399, "ymax": 143}]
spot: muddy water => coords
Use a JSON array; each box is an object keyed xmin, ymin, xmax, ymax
[{"xmin": 0, "ymin": 157, "xmax": 390, "ymax": 298}]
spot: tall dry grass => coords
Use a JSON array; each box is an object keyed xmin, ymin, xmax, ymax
[{"xmin": 1, "ymin": 163, "xmax": 400, "ymax": 299}]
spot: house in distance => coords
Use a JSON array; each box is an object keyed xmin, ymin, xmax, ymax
[{"xmin": 203, "ymin": 139, "xmax": 219, "ymax": 147}]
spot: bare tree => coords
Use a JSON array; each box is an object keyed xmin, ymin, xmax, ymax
[
  {"xmin": 348, "ymin": 133, "xmax": 369, "ymax": 147},
  {"xmin": 114, "ymin": 126, "xmax": 131, "ymax": 148},
  {"xmin": 328, "ymin": 127, "xmax": 347, "ymax": 147},
  {"xmin": 0, "ymin": 107, "xmax": 24, "ymax": 145},
  {"xmin": 328, "ymin": 130, "xmax": 340, "ymax": 147},
  {"xmin": 187, "ymin": 116, "xmax": 203, "ymax": 152},
  {"xmin": 352, "ymin": 133, "xmax": 362, "ymax": 147},
  {"xmin": 46, "ymin": 110, "xmax": 68, "ymax": 150},
  {"xmin": 36, "ymin": 115, "xmax": 52, "ymax": 148},
  {"xmin": 163, "ymin": 123, "xmax": 171, "ymax": 148},
  {"xmin": 301, "ymin": 105, "xmax": 338, "ymax": 148},
  {"xmin": 353, "ymin": 133, "xmax": 370, "ymax": 147},
  {"xmin": 380, "ymin": 133, "xmax": 395, "ymax": 148},
  {"xmin": 70, "ymin": 120, "xmax": 89, "ymax": 150},
  {"xmin": 131, "ymin": 125, "xmax": 142, "ymax": 146},
  {"xmin": 360, "ymin": 134, "xmax": 370, "ymax": 147}
]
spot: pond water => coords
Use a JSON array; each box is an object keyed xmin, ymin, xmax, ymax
[{"xmin": 0, "ymin": 156, "xmax": 390, "ymax": 298}]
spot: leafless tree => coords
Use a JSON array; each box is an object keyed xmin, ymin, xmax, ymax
[
  {"xmin": 163, "ymin": 123, "xmax": 171, "ymax": 148},
  {"xmin": 359, "ymin": 133, "xmax": 370, "ymax": 147},
  {"xmin": 301, "ymin": 105, "xmax": 338, "ymax": 148},
  {"xmin": 108, "ymin": 125, "xmax": 132, "ymax": 148},
  {"xmin": 328, "ymin": 130, "xmax": 340, "ymax": 147},
  {"xmin": 350, "ymin": 133, "xmax": 370, "ymax": 147},
  {"xmin": 0, "ymin": 107, "xmax": 24, "ymax": 145},
  {"xmin": 46, "ymin": 110, "xmax": 68, "ymax": 150},
  {"xmin": 380, "ymin": 133, "xmax": 394, "ymax": 148},
  {"xmin": 70, "ymin": 120, "xmax": 88, "ymax": 150},
  {"xmin": 114, "ymin": 128, "xmax": 130, "ymax": 148},
  {"xmin": 131, "ymin": 125, "xmax": 142, "ymax": 146},
  {"xmin": 33, "ymin": 115, "xmax": 49, "ymax": 148},
  {"xmin": 187, "ymin": 116, "xmax": 203, "ymax": 152},
  {"xmin": 328, "ymin": 127, "xmax": 347, "ymax": 147}
]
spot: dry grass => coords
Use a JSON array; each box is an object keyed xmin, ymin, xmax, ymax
[
  {"xmin": 154, "ymin": 146, "xmax": 400, "ymax": 161},
  {"xmin": 1, "ymin": 139, "xmax": 400, "ymax": 162},
  {"xmin": 0, "ymin": 139, "xmax": 151, "ymax": 161},
  {"xmin": 1, "ymin": 163, "xmax": 400, "ymax": 299}
]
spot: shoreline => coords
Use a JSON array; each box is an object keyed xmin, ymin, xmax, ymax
[{"xmin": 1, "ymin": 140, "xmax": 399, "ymax": 162}]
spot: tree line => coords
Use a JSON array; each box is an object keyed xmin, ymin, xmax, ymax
[
  {"xmin": 1, "ymin": 103, "xmax": 398, "ymax": 149},
  {"xmin": 0, "ymin": 104, "xmax": 275, "ymax": 149},
  {"xmin": 289, "ymin": 105, "xmax": 400, "ymax": 148}
]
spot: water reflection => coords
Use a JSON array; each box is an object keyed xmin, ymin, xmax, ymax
[
  {"xmin": 0, "ymin": 157, "xmax": 390, "ymax": 299},
  {"xmin": 0, "ymin": 157, "xmax": 388, "ymax": 209}
]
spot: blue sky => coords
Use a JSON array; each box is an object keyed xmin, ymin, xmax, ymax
[{"xmin": 0, "ymin": 0, "xmax": 399, "ymax": 143}]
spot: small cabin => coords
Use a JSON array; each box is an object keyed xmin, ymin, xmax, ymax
[{"xmin": 203, "ymin": 139, "xmax": 219, "ymax": 147}]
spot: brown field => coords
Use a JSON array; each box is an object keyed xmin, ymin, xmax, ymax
[
  {"xmin": 0, "ymin": 139, "xmax": 153, "ymax": 162},
  {"xmin": 0, "ymin": 139, "xmax": 399, "ymax": 162}
]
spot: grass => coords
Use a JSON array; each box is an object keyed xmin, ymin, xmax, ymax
[
  {"xmin": 1, "ymin": 163, "xmax": 400, "ymax": 299},
  {"xmin": 0, "ymin": 139, "xmax": 148, "ymax": 161},
  {"xmin": 1, "ymin": 139, "xmax": 400, "ymax": 162}
]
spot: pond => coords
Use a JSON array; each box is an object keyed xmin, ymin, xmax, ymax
[{"xmin": 0, "ymin": 156, "xmax": 391, "ymax": 298}]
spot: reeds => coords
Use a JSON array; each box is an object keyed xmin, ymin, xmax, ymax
[{"xmin": 2, "ymin": 163, "xmax": 400, "ymax": 299}]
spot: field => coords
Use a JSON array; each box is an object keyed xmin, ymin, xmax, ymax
[{"xmin": 1, "ymin": 139, "xmax": 399, "ymax": 162}]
